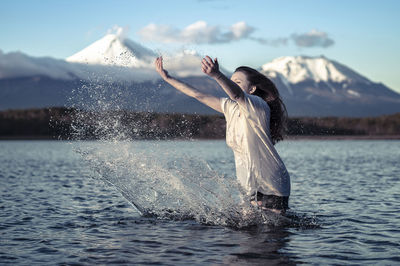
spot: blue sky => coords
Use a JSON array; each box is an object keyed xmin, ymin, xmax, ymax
[{"xmin": 1, "ymin": 0, "xmax": 400, "ymax": 92}]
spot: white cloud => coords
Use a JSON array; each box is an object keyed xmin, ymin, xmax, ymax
[
  {"xmin": 138, "ymin": 24, "xmax": 179, "ymax": 43},
  {"xmin": 230, "ymin": 21, "xmax": 255, "ymax": 39},
  {"xmin": 138, "ymin": 21, "xmax": 254, "ymax": 44},
  {"xmin": 250, "ymin": 37, "xmax": 288, "ymax": 47},
  {"xmin": 139, "ymin": 21, "xmax": 334, "ymax": 49},
  {"xmin": 291, "ymin": 29, "xmax": 334, "ymax": 48},
  {"xmin": 181, "ymin": 21, "xmax": 220, "ymax": 43}
]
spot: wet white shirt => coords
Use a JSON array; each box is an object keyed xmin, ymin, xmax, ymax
[{"xmin": 221, "ymin": 93, "xmax": 290, "ymax": 197}]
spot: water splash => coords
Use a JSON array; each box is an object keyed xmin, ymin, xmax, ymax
[{"xmin": 75, "ymin": 141, "xmax": 257, "ymax": 227}]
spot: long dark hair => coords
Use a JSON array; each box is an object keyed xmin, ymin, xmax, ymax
[{"xmin": 235, "ymin": 66, "xmax": 288, "ymax": 144}]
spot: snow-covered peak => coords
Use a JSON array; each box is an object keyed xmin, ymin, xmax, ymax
[
  {"xmin": 66, "ymin": 33, "xmax": 156, "ymax": 68},
  {"xmin": 261, "ymin": 55, "xmax": 370, "ymax": 84}
]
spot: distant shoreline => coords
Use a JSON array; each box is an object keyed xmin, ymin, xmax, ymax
[{"xmin": 1, "ymin": 107, "xmax": 399, "ymax": 141}]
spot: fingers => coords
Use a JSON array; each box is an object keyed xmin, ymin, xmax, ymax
[
  {"xmin": 205, "ymin": 55, "xmax": 213, "ymax": 64},
  {"xmin": 202, "ymin": 58, "xmax": 212, "ymax": 68},
  {"xmin": 202, "ymin": 55, "xmax": 219, "ymax": 68},
  {"xmin": 155, "ymin": 57, "xmax": 168, "ymax": 79},
  {"xmin": 201, "ymin": 60, "xmax": 210, "ymax": 69},
  {"xmin": 201, "ymin": 62, "xmax": 208, "ymax": 71},
  {"xmin": 155, "ymin": 56, "xmax": 164, "ymax": 71},
  {"xmin": 202, "ymin": 55, "xmax": 220, "ymax": 75},
  {"xmin": 155, "ymin": 56, "xmax": 162, "ymax": 63}
]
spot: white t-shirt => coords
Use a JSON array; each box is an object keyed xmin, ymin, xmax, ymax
[{"xmin": 221, "ymin": 93, "xmax": 291, "ymax": 197}]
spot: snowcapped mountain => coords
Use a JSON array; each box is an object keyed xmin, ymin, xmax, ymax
[
  {"xmin": 66, "ymin": 32, "xmax": 156, "ymax": 68},
  {"xmin": 1, "ymin": 32, "xmax": 399, "ymax": 116},
  {"xmin": 258, "ymin": 55, "xmax": 400, "ymax": 116}
]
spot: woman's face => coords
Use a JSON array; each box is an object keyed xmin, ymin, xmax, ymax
[{"xmin": 231, "ymin": 71, "xmax": 253, "ymax": 94}]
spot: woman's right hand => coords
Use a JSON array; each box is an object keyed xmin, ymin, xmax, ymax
[
  {"xmin": 155, "ymin": 56, "xmax": 170, "ymax": 80},
  {"xmin": 201, "ymin": 56, "xmax": 221, "ymax": 79}
]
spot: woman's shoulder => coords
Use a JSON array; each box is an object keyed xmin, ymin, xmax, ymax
[
  {"xmin": 221, "ymin": 97, "xmax": 239, "ymax": 116},
  {"xmin": 245, "ymin": 93, "xmax": 270, "ymax": 112}
]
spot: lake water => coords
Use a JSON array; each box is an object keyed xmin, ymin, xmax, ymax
[{"xmin": 1, "ymin": 140, "xmax": 399, "ymax": 265}]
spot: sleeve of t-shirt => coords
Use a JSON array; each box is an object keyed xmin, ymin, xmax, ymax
[
  {"xmin": 237, "ymin": 93, "xmax": 270, "ymax": 124},
  {"xmin": 220, "ymin": 97, "xmax": 237, "ymax": 119}
]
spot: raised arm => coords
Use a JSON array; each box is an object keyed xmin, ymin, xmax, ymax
[
  {"xmin": 201, "ymin": 56, "xmax": 245, "ymax": 105},
  {"xmin": 155, "ymin": 57, "xmax": 222, "ymax": 113}
]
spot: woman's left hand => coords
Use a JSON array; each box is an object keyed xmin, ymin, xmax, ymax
[
  {"xmin": 201, "ymin": 56, "xmax": 221, "ymax": 79},
  {"xmin": 155, "ymin": 56, "xmax": 170, "ymax": 80}
]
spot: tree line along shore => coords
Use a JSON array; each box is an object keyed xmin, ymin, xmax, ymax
[{"xmin": 0, "ymin": 107, "xmax": 399, "ymax": 140}]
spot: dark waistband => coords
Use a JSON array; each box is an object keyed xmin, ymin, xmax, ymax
[{"xmin": 250, "ymin": 192, "xmax": 289, "ymax": 210}]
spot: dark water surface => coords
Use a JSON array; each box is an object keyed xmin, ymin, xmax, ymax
[{"xmin": 1, "ymin": 140, "xmax": 399, "ymax": 265}]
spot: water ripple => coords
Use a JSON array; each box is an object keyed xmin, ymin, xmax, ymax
[{"xmin": 0, "ymin": 140, "xmax": 399, "ymax": 265}]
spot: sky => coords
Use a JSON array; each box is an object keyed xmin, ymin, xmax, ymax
[{"xmin": 1, "ymin": 0, "xmax": 400, "ymax": 92}]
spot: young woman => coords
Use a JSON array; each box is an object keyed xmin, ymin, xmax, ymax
[{"xmin": 155, "ymin": 56, "xmax": 290, "ymax": 213}]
